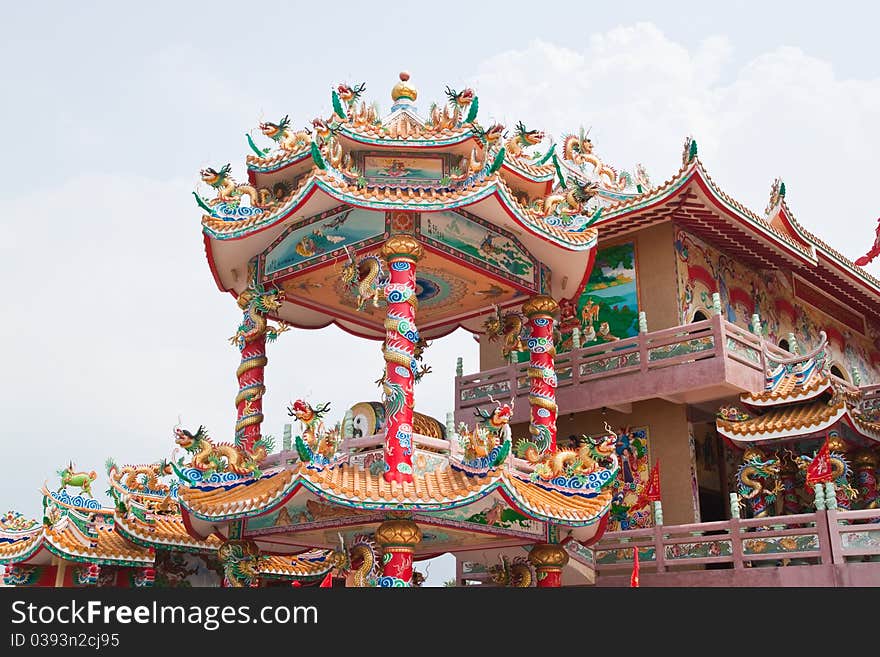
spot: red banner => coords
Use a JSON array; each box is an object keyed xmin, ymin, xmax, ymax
[
  {"xmin": 644, "ymin": 460, "xmax": 661, "ymax": 502},
  {"xmin": 319, "ymin": 572, "xmax": 333, "ymax": 588},
  {"xmin": 806, "ymin": 439, "xmax": 833, "ymax": 486},
  {"xmin": 630, "ymin": 547, "xmax": 640, "ymax": 588}
]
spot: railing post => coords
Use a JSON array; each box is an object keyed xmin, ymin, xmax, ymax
[
  {"xmin": 653, "ymin": 523, "xmax": 666, "ymax": 573},
  {"xmin": 750, "ymin": 312, "xmax": 762, "ymax": 336},
  {"xmin": 814, "ymin": 483, "xmax": 827, "ymax": 511},
  {"xmin": 456, "ymin": 357, "xmax": 463, "ymax": 378},
  {"xmin": 787, "ymin": 332, "xmax": 800, "ymax": 355},
  {"xmin": 639, "ymin": 331, "xmax": 649, "ymax": 373},
  {"xmin": 638, "ymin": 311, "xmax": 648, "ymax": 334},
  {"xmin": 730, "ymin": 517, "xmax": 744, "ymax": 569},
  {"xmin": 572, "ymin": 327, "xmax": 580, "ymax": 350},
  {"xmin": 711, "ymin": 292, "xmax": 722, "ymax": 316},
  {"xmin": 824, "ymin": 509, "xmax": 843, "ymax": 565},
  {"xmin": 729, "ymin": 493, "xmax": 741, "ymax": 519}
]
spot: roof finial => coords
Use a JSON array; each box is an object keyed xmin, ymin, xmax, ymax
[{"xmin": 392, "ymin": 71, "xmax": 418, "ymax": 102}]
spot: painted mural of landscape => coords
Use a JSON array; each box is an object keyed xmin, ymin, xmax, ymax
[
  {"xmin": 364, "ymin": 155, "xmax": 444, "ymax": 184},
  {"xmin": 264, "ymin": 207, "xmax": 385, "ymax": 275},
  {"xmin": 576, "ymin": 242, "xmax": 639, "ymax": 345},
  {"xmin": 423, "ymin": 211, "xmax": 535, "ymax": 285}
]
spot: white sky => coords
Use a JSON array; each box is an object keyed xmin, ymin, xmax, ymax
[{"xmin": 2, "ymin": 1, "xmax": 878, "ymax": 586}]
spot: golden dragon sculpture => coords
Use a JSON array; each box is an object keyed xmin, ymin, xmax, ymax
[
  {"xmin": 200, "ymin": 164, "xmax": 273, "ymax": 208},
  {"xmin": 174, "ymin": 426, "xmax": 271, "ymax": 477}
]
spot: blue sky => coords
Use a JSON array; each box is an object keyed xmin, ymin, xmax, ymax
[{"xmin": 1, "ymin": 1, "xmax": 878, "ymax": 585}]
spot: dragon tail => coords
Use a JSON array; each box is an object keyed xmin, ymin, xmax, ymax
[
  {"xmin": 295, "ymin": 435, "xmax": 313, "ymax": 463},
  {"xmin": 246, "ymin": 133, "xmax": 269, "ymax": 157},
  {"xmin": 192, "ymin": 191, "xmax": 214, "ymax": 213},
  {"xmin": 463, "ymin": 96, "xmax": 479, "ymax": 125}
]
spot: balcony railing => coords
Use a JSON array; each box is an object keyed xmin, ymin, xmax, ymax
[
  {"xmin": 456, "ymin": 314, "xmax": 767, "ymax": 415},
  {"xmin": 591, "ymin": 508, "xmax": 880, "ymax": 581}
]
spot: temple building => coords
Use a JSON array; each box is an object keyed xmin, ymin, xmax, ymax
[{"xmin": 3, "ymin": 73, "xmax": 879, "ymax": 587}]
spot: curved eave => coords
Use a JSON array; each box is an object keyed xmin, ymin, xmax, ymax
[
  {"xmin": 113, "ymin": 513, "xmax": 219, "ymax": 554},
  {"xmin": 598, "ymin": 160, "xmax": 817, "ymax": 266},
  {"xmin": 42, "ymin": 530, "xmax": 154, "ymax": 568},
  {"xmin": 500, "ymin": 158, "xmax": 556, "ymax": 184},
  {"xmin": 716, "ymin": 402, "xmax": 846, "ymax": 445},
  {"xmin": 0, "ymin": 530, "xmax": 45, "ymax": 564},
  {"xmin": 246, "ymin": 148, "xmax": 312, "ymax": 175},
  {"xmin": 177, "ymin": 466, "xmax": 614, "ymax": 529},
  {"xmin": 741, "ymin": 379, "xmax": 833, "ymax": 408}
]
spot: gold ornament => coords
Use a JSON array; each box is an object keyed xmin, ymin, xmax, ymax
[
  {"xmin": 528, "ymin": 543, "xmax": 569, "ymax": 569},
  {"xmin": 522, "ymin": 295, "xmax": 558, "ymax": 318},
  {"xmin": 391, "ymin": 71, "xmax": 417, "ymax": 102},
  {"xmin": 374, "ymin": 519, "xmax": 423, "ymax": 548},
  {"xmin": 827, "ymin": 433, "xmax": 848, "ymax": 453},
  {"xmin": 381, "ymin": 234, "xmax": 423, "ymax": 261},
  {"xmin": 853, "ymin": 451, "xmax": 879, "ymax": 469}
]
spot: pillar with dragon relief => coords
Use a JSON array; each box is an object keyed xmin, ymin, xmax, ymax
[
  {"xmin": 230, "ymin": 269, "xmax": 288, "ymax": 453},
  {"xmin": 522, "ymin": 295, "xmax": 559, "ymax": 456},
  {"xmin": 736, "ymin": 448, "xmax": 783, "ymax": 518},
  {"xmin": 528, "ymin": 544, "xmax": 569, "ymax": 588},
  {"xmin": 854, "ymin": 451, "xmax": 880, "ymax": 510},
  {"xmin": 380, "ymin": 235, "xmax": 423, "ymax": 484},
  {"xmin": 374, "ymin": 519, "xmax": 422, "ymax": 587},
  {"xmin": 218, "ymin": 539, "xmax": 262, "ymax": 588},
  {"xmin": 779, "ymin": 455, "xmax": 803, "ymax": 515}
]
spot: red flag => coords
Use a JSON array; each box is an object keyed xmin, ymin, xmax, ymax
[
  {"xmin": 291, "ymin": 581, "xmax": 302, "ymax": 588},
  {"xmin": 806, "ymin": 439, "xmax": 834, "ymax": 487},
  {"xmin": 854, "ymin": 218, "xmax": 880, "ymax": 266},
  {"xmin": 319, "ymin": 572, "xmax": 333, "ymax": 588},
  {"xmin": 645, "ymin": 460, "xmax": 661, "ymax": 502},
  {"xmin": 630, "ymin": 547, "xmax": 640, "ymax": 588}
]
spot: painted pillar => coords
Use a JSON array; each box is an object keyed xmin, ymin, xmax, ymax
[
  {"xmin": 780, "ymin": 463, "xmax": 802, "ymax": 515},
  {"xmin": 854, "ymin": 451, "xmax": 879, "ymax": 510},
  {"xmin": 380, "ymin": 235, "xmax": 423, "ymax": 484},
  {"xmin": 375, "ymin": 519, "xmax": 422, "ymax": 586},
  {"xmin": 528, "ymin": 544, "xmax": 568, "ymax": 588},
  {"xmin": 218, "ymin": 539, "xmax": 262, "ymax": 588},
  {"xmin": 232, "ymin": 283, "xmax": 286, "ymax": 452},
  {"xmin": 523, "ymin": 295, "xmax": 559, "ymax": 454}
]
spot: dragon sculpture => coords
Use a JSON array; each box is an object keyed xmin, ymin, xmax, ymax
[
  {"xmin": 736, "ymin": 448, "xmax": 783, "ymax": 518},
  {"xmin": 200, "ymin": 164, "xmax": 273, "ymax": 208},
  {"xmin": 218, "ymin": 540, "xmax": 262, "ymax": 588},
  {"xmin": 344, "ymin": 535, "xmax": 382, "ymax": 588},
  {"xmin": 310, "ymin": 118, "xmax": 347, "ymax": 170},
  {"xmin": 518, "ymin": 429, "xmax": 617, "ymax": 481},
  {"xmin": 458, "ymin": 396, "xmax": 515, "ymax": 464},
  {"xmin": 483, "ymin": 305, "xmax": 526, "ymax": 359},
  {"xmin": 341, "ymin": 245, "xmax": 388, "ymax": 311},
  {"xmin": 58, "ymin": 464, "xmax": 97, "ymax": 497},
  {"xmin": 505, "ymin": 121, "xmax": 545, "ymax": 161},
  {"xmin": 258, "ymin": 115, "xmax": 311, "ymax": 154},
  {"xmin": 531, "ymin": 176, "xmax": 600, "ymax": 225},
  {"xmin": 488, "ymin": 556, "xmax": 533, "ymax": 587},
  {"xmin": 560, "ymin": 127, "xmax": 631, "ymax": 190},
  {"xmin": 174, "ymin": 426, "xmax": 273, "ymax": 478},
  {"xmin": 429, "ymin": 86, "xmax": 478, "ymax": 130},
  {"xmin": 107, "ymin": 460, "xmax": 172, "ymax": 493},
  {"xmin": 287, "ymin": 400, "xmax": 341, "ymax": 463}
]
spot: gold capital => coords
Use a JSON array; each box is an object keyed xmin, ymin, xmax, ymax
[
  {"xmin": 374, "ymin": 519, "xmax": 423, "ymax": 548},
  {"xmin": 528, "ymin": 543, "xmax": 569, "ymax": 569},
  {"xmin": 522, "ymin": 295, "xmax": 558, "ymax": 318},
  {"xmin": 381, "ymin": 235, "xmax": 423, "ymax": 262}
]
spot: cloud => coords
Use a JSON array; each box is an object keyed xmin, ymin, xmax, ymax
[{"xmin": 468, "ymin": 23, "xmax": 880, "ymax": 275}]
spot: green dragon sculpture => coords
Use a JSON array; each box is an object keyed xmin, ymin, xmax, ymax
[
  {"xmin": 174, "ymin": 426, "xmax": 273, "ymax": 478},
  {"xmin": 218, "ymin": 540, "xmax": 262, "ymax": 588}
]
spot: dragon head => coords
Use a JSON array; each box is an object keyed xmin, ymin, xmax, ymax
[
  {"xmin": 569, "ymin": 178, "xmax": 599, "ymax": 205},
  {"xmin": 483, "ymin": 305, "xmax": 504, "ymax": 339},
  {"xmin": 287, "ymin": 400, "xmax": 331, "ymax": 423},
  {"xmin": 311, "ymin": 117, "xmax": 333, "ymax": 138},
  {"xmin": 174, "ymin": 425, "xmax": 207, "ymax": 451},
  {"xmin": 444, "ymin": 86, "xmax": 475, "ymax": 108},
  {"xmin": 259, "ymin": 115, "xmax": 290, "ymax": 141},
  {"xmin": 487, "ymin": 395, "xmax": 515, "ymax": 425},
  {"xmin": 515, "ymin": 121, "xmax": 544, "ymax": 146},
  {"xmin": 336, "ymin": 82, "xmax": 366, "ymax": 104},
  {"xmin": 200, "ymin": 164, "xmax": 231, "ymax": 188}
]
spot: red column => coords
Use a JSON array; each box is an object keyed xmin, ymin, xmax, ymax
[
  {"xmin": 380, "ymin": 236, "xmax": 424, "ymax": 484},
  {"xmin": 529, "ymin": 544, "xmax": 568, "ymax": 588},
  {"xmin": 375, "ymin": 519, "xmax": 422, "ymax": 587},
  {"xmin": 232, "ymin": 285, "xmax": 286, "ymax": 452},
  {"xmin": 523, "ymin": 296, "xmax": 559, "ymax": 455}
]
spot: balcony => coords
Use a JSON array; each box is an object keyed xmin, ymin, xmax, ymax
[
  {"xmin": 455, "ymin": 314, "xmax": 770, "ymax": 423},
  {"xmin": 590, "ymin": 508, "xmax": 880, "ymax": 586}
]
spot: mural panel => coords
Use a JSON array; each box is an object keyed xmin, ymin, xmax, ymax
[
  {"xmin": 573, "ymin": 242, "xmax": 639, "ymax": 347},
  {"xmin": 263, "ymin": 207, "xmax": 386, "ymax": 277},
  {"xmin": 154, "ymin": 551, "xmax": 221, "ymax": 588},
  {"xmin": 363, "ymin": 155, "xmax": 444, "ymax": 185},
  {"xmin": 674, "ymin": 229, "xmax": 880, "ymax": 384},
  {"xmin": 606, "ymin": 426, "xmax": 653, "ymax": 531},
  {"xmin": 421, "ymin": 211, "xmax": 536, "ymax": 288}
]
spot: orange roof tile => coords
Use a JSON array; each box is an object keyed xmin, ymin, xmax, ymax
[
  {"xmin": 178, "ymin": 469, "xmax": 297, "ymax": 517},
  {"xmin": 717, "ymin": 399, "xmax": 845, "ymax": 438},
  {"xmin": 260, "ymin": 553, "xmax": 333, "ymax": 578},
  {"xmin": 45, "ymin": 523, "xmax": 153, "ymax": 565},
  {"xmin": 115, "ymin": 513, "xmax": 221, "ymax": 551},
  {"xmin": 505, "ymin": 476, "xmax": 613, "ymax": 523},
  {"xmin": 0, "ymin": 531, "xmax": 43, "ymax": 562}
]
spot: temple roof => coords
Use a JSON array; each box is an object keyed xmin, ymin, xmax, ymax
[
  {"xmin": 741, "ymin": 334, "xmax": 833, "ymax": 407},
  {"xmin": 594, "ymin": 152, "xmax": 880, "ymax": 326},
  {"xmin": 177, "ymin": 461, "xmax": 614, "ymax": 528}
]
